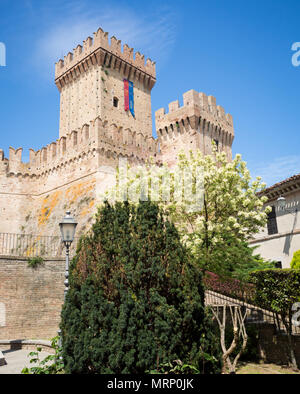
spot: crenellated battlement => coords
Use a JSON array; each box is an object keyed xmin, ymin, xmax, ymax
[
  {"xmin": 55, "ymin": 27, "xmax": 156, "ymax": 91},
  {"xmin": 155, "ymin": 90, "xmax": 234, "ymax": 166},
  {"xmin": 0, "ymin": 120, "xmax": 159, "ymax": 178},
  {"xmin": 0, "ymin": 149, "xmax": 8, "ymax": 174},
  {"xmin": 155, "ymin": 89, "xmax": 234, "ymax": 135}
]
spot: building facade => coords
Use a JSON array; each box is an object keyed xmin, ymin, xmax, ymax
[{"xmin": 250, "ymin": 174, "xmax": 300, "ymax": 268}]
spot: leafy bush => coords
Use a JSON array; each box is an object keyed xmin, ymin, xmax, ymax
[
  {"xmin": 60, "ymin": 201, "xmax": 221, "ymax": 374},
  {"xmin": 250, "ymin": 269, "xmax": 300, "ymax": 369},
  {"xmin": 202, "ymin": 238, "xmax": 276, "ymax": 283},
  {"xmin": 291, "ymin": 250, "xmax": 300, "ymax": 269},
  {"xmin": 250, "ymin": 269, "xmax": 300, "ymax": 314},
  {"xmin": 203, "ymin": 270, "xmax": 255, "ymax": 303}
]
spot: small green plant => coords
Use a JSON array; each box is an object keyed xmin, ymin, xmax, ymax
[
  {"xmin": 21, "ymin": 337, "xmax": 64, "ymax": 374},
  {"xmin": 27, "ymin": 256, "xmax": 44, "ymax": 268},
  {"xmin": 146, "ymin": 360, "xmax": 200, "ymax": 374}
]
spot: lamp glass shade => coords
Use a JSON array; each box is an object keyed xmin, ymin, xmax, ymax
[
  {"xmin": 59, "ymin": 212, "xmax": 77, "ymax": 243},
  {"xmin": 277, "ymin": 196, "xmax": 286, "ymax": 211}
]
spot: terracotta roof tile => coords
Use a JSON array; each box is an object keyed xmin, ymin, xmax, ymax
[{"xmin": 258, "ymin": 173, "xmax": 300, "ymax": 197}]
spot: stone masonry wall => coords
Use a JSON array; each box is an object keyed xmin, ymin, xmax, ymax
[
  {"xmin": 257, "ymin": 323, "xmax": 300, "ymax": 366},
  {"xmin": 0, "ymin": 256, "xmax": 65, "ymax": 340}
]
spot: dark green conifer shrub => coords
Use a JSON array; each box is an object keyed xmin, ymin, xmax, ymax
[{"xmin": 60, "ymin": 201, "xmax": 221, "ymax": 374}]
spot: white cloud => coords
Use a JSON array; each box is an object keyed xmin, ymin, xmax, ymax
[
  {"xmin": 251, "ymin": 155, "xmax": 300, "ymax": 187},
  {"xmin": 33, "ymin": 2, "xmax": 178, "ymax": 79}
]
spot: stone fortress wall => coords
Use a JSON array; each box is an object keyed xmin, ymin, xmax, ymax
[
  {"xmin": 0, "ymin": 27, "xmax": 234, "ymax": 239},
  {"xmin": 0, "ymin": 118, "xmax": 159, "ymax": 237}
]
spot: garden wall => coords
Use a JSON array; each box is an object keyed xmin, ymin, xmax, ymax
[
  {"xmin": 0, "ymin": 256, "xmax": 64, "ymax": 340},
  {"xmin": 257, "ymin": 323, "xmax": 300, "ymax": 366},
  {"xmin": 1, "ymin": 255, "xmax": 299, "ymax": 368}
]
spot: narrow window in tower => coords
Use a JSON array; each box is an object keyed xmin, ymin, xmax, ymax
[
  {"xmin": 267, "ymin": 206, "xmax": 278, "ymax": 235},
  {"xmin": 113, "ymin": 97, "xmax": 119, "ymax": 108}
]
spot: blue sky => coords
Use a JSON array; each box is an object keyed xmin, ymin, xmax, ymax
[{"xmin": 0, "ymin": 0, "xmax": 299, "ymax": 186}]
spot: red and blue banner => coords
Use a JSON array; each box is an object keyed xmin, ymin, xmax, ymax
[{"xmin": 124, "ymin": 79, "xmax": 135, "ymax": 117}]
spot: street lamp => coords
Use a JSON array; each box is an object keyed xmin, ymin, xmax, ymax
[
  {"xmin": 58, "ymin": 211, "xmax": 77, "ymax": 353},
  {"xmin": 59, "ymin": 211, "xmax": 77, "ymax": 300},
  {"xmin": 277, "ymin": 196, "xmax": 286, "ymax": 211},
  {"xmin": 277, "ymin": 196, "xmax": 298, "ymax": 215}
]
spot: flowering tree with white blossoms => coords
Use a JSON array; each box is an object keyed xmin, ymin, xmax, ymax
[
  {"xmin": 103, "ymin": 147, "xmax": 271, "ymax": 275},
  {"xmin": 172, "ymin": 149, "xmax": 271, "ymax": 273}
]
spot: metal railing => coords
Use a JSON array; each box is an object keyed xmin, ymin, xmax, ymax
[
  {"xmin": 0, "ymin": 233, "xmax": 79, "ymax": 258},
  {"xmin": 205, "ymin": 288, "xmax": 300, "ymax": 335}
]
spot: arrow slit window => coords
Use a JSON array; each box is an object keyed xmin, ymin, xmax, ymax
[{"xmin": 113, "ymin": 97, "xmax": 119, "ymax": 108}]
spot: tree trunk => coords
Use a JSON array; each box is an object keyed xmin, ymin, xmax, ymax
[
  {"xmin": 282, "ymin": 314, "xmax": 298, "ymax": 370},
  {"xmin": 210, "ymin": 305, "xmax": 248, "ymax": 374}
]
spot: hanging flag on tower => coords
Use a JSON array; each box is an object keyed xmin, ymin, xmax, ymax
[
  {"xmin": 124, "ymin": 79, "xmax": 135, "ymax": 117},
  {"xmin": 128, "ymin": 81, "xmax": 135, "ymax": 118}
]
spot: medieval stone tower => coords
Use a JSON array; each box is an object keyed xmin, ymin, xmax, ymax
[
  {"xmin": 55, "ymin": 28, "xmax": 156, "ymax": 139},
  {"xmin": 0, "ymin": 27, "xmax": 234, "ymax": 239},
  {"xmin": 155, "ymin": 90, "xmax": 234, "ymax": 167}
]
